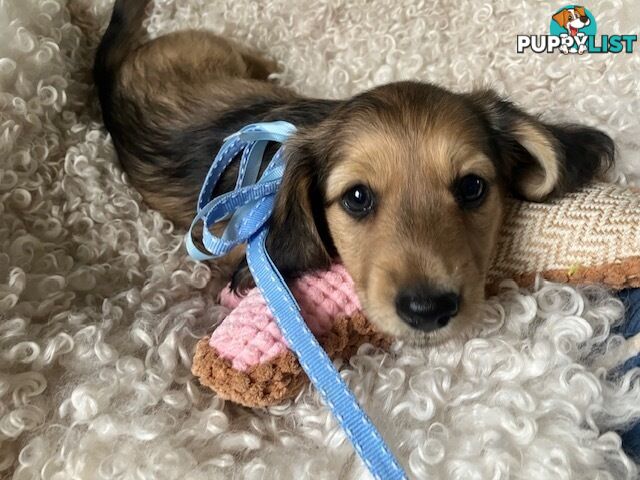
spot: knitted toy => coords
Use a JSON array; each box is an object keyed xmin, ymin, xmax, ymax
[{"xmin": 192, "ymin": 182, "xmax": 640, "ymax": 407}]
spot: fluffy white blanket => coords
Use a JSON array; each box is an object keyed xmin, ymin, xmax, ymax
[{"xmin": 2, "ymin": 0, "xmax": 640, "ymax": 478}]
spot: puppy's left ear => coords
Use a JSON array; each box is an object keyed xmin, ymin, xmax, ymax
[
  {"xmin": 468, "ymin": 89, "xmax": 614, "ymax": 201},
  {"xmin": 264, "ymin": 134, "xmax": 336, "ymax": 278}
]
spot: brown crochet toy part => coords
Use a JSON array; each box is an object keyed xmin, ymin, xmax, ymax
[
  {"xmin": 193, "ymin": 182, "xmax": 640, "ymax": 407},
  {"xmin": 192, "ymin": 313, "xmax": 390, "ymax": 407}
]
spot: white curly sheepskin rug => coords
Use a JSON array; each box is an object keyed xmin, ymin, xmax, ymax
[{"xmin": 2, "ymin": 0, "xmax": 640, "ymax": 478}]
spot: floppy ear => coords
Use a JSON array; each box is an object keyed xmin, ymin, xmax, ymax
[
  {"xmin": 575, "ymin": 6, "xmax": 586, "ymax": 17},
  {"xmin": 229, "ymin": 135, "xmax": 335, "ymax": 292},
  {"xmin": 467, "ymin": 90, "xmax": 614, "ymax": 201},
  {"xmin": 552, "ymin": 9, "xmax": 569, "ymax": 28},
  {"xmin": 264, "ymin": 135, "xmax": 335, "ymax": 277}
]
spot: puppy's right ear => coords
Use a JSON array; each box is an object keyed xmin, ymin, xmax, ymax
[
  {"xmin": 265, "ymin": 134, "xmax": 335, "ymax": 278},
  {"xmin": 467, "ymin": 89, "xmax": 614, "ymax": 201}
]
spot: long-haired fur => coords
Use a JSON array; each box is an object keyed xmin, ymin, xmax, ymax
[{"xmin": 94, "ymin": 0, "xmax": 614, "ymax": 341}]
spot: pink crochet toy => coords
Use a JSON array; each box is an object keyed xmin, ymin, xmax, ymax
[{"xmin": 192, "ymin": 264, "xmax": 388, "ymax": 406}]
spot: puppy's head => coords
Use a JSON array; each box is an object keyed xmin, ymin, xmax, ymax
[
  {"xmin": 267, "ymin": 82, "xmax": 613, "ymax": 344},
  {"xmin": 553, "ymin": 7, "xmax": 589, "ymax": 30}
]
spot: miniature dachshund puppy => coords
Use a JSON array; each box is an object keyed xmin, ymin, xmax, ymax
[{"xmin": 94, "ymin": 0, "xmax": 614, "ymax": 344}]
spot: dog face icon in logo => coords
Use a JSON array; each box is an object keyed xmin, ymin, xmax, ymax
[
  {"xmin": 517, "ymin": 6, "xmax": 635, "ymax": 56},
  {"xmin": 551, "ymin": 5, "xmax": 597, "ymax": 54}
]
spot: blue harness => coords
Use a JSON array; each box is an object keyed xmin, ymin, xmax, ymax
[{"xmin": 186, "ymin": 121, "xmax": 407, "ymax": 480}]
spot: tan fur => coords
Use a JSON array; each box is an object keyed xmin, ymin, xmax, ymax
[
  {"xmin": 118, "ymin": 31, "xmax": 282, "ymax": 122},
  {"xmin": 512, "ymin": 121, "xmax": 561, "ymax": 201},
  {"xmin": 323, "ymin": 96, "xmax": 502, "ymax": 342}
]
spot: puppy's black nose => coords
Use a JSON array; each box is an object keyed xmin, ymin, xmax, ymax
[
  {"xmin": 580, "ymin": 15, "xmax": 589, "ymax": 23},
  {"xmin": 395, "ymin": 285, "xmax": 459, "ymax": 332}
]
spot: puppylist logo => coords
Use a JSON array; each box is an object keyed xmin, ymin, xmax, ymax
[{"xmin": 517, "ymin": 5, "xmax": 637, "ymax": 55}]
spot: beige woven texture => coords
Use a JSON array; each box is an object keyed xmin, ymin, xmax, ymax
[{"xmin": 488, "ymin": 183, "xmax": 640, "ymax": 289}]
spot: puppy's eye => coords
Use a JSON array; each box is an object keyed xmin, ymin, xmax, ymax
[
  {"xmin": 455, "ymin": 174, "xmax": 487, "ymax": 208},
  {"xmin": 342, "ymin": 184, "xmax": 375, "ymax": 218}
]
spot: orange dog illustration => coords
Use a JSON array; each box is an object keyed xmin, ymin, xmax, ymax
[{"xmin": 553, "ymin": 6, "xmax": 591, "ymax": 54}]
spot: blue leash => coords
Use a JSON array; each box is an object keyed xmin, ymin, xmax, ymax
[{"xmin": 186, "ymin": 121, "xmax": 407, "ymax": 480}]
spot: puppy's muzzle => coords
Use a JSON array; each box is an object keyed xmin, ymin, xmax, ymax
[{"xmin": 395, "ymin": 284, "xmax": 460, "ymax": 332}]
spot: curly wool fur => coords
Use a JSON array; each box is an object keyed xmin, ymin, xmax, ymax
[{"xmin": 1, "ymin": 0, "xmax": 640, "ymax": 478}]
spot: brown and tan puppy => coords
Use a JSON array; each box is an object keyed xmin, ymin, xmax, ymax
[{"xmin": 94, "ymin": 0, "xmax": 614, "ymax": 345}]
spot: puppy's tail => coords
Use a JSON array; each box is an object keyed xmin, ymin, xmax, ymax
[{"xmin": 94, "ymin": 0, "xmax": 150, "ymax": 124}]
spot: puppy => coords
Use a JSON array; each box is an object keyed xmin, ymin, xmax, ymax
[
  {"xmin": 553, "ymin": 6, "xmax": 591, "ymax": 54},
  {"xmin": 94, "ymin": 0, "xmax": 614, "ymax": 345}
]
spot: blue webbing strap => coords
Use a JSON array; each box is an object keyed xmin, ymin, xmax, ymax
[{"xmin": 186, "ymin": 121, "xmax": 407, "ymax": 480}]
